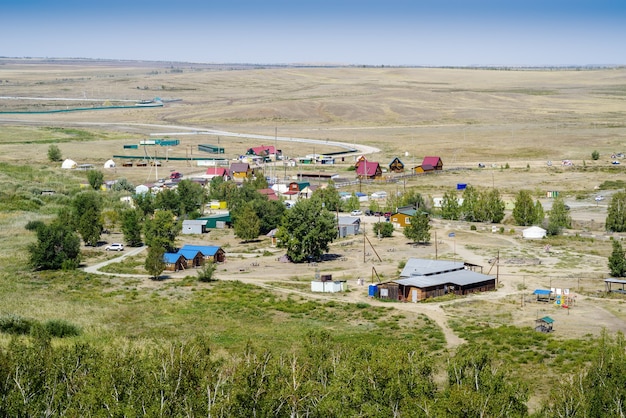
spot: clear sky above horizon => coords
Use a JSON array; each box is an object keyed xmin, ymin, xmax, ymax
[{"xmin": 1, "ymin": 0, "xmax": 624, "ymax": 66}]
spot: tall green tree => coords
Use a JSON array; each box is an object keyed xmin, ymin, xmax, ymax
[
  {"xmin": 547, "ymin": 197, "xmax": 571, "ymax": 236},
  {"xmin": 512, "ymin": 190, "xmax": 538, "ymax": 226},
  {"xmin": 276, "ymin": 196, "xmax": 337, "ymax": 262},
  {"xmin": 441, "ymin": 190, "xmax": 460, "ymax": 220},
  {"xmin": 155, "ymin": 188, "xmax": 181, "ymax": 216},
  {"xmin": 143, "ymin": 210, "xmax": 179, "ymax": 252},
  {"xmin": 312, "ymin": 182, "xmax": 341, "ymax": 212},
  {"xmin": 399, "ymin": 189, "xmax": 427, "ymax": 211},
  {"xmin": 176, "ymin": 179, "xmax": 206, "ymax": 217},
  {"xmin": 234, "ymin": 203, "xmax": 261, "ymax": 242},
  {"xmin": 404, "ymin": 212, "xmax": 431, "ymax": 244},
  {"xmin": 145, "ymin": 245, "xmax": 165, "ymax": 279},
  {"xmin": 606, "ymin": 191, "xmax": 626, "ymax": 232},
  {"xmin": 72, "ymin": 191, "xmax": 103, "ymax": 246},
  {"xmin": 474, "ymin": 189, "xmax": 505, "ymax": 223},
  {"xmin": 608, "ymin": 239, "xmax": 626, "ymax": 277},
  {"xmin": 460, "ymin": 186, "xmax": 479, "ymax": 222},
  {"xmin": 250, "ymin": 198, "xmax": 285, "ymax": 235},
  {"xmin": 534, "ymin": 200, "xmax": 545, "ymax": 225},
  {"xmin": 133, "ymin": 192, "xmax": 155, "ymax": 217},
  {"xmin": 344, "ymin": 193, "xmax": 360, "ymax": 212},
  {"xmin": 121, "ymin": 209, "xmax": 143, "ymax": 247},
  {"xmin": 28, "ymin": 218, "xmax": 81, "ymax": 270},
  {"xmin": 87, "ymin": 170, "xmax": 104, "ymax": 190}
]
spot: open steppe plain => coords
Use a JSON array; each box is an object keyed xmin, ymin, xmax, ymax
[{"xmin": 1, "ymin": 60, "xmax": 626, "ymax": 409}]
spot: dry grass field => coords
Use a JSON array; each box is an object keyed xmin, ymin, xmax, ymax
[{"xmin": 2, "ymin": 59, "xmax": 626, "ymax": 353}]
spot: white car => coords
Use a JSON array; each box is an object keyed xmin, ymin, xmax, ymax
[
  {"xmin": 595, "ymin": 195, "xmax": 605, "ymax": 201},
  {"xmin": 350, "ymin": 210, "xmax": 363, "ymax": 216},
  {"xmin": 105, "ymin": 243, "xmax": 124, "ymax": 251}
]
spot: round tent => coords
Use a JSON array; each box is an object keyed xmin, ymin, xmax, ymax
[
  {"xmin": 135, "ymin": 185, "xmax": 150, "ymax": 195},
  {"xmin": 103, "ymin": 159, "xmax": 116, "ymax": 169},
  {"xmin": 61, "ymin": 159, "xmax": 77, "ymax": 169},
  {"xmin": 523, "ymin": 226, "xmax": 547, "ymax": 239}
]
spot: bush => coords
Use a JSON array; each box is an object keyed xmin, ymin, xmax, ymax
[
  {"xmin": 25, "ymin": 220, "xmax": 45, "ymax": 231},
  {"xmin": 592, "ymin": 150, "xmax": 600, "ymax": 160},
  {"xmin": 0, "ymin": 314, "xmax": 35, "ymax": 335},
  {"xmin": 44, "ymin": 319, "xmax": 82, "ymax": 338},
  {"xmin": 197, "ymin": 262, "xmax": 217, "ymax": 282},
  {"xmin": 470, "ymin": 224, "xmax": 477, "ymax": 231}
]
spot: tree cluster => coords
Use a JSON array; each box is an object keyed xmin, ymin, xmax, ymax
[
  {"xmin": 0, "ymin": 330, "xmax": 533, "ymax": 417},
  {"xmin": 441, "ymin": 186, "xmax": 505, "ymax": 223}
]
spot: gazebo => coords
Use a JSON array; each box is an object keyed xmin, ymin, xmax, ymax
[{"xmin": 535, "ymin": 316, "xmax": 554, "ymax": 333}]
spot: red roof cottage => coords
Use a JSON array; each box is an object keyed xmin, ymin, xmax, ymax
[
  {"xmin": 421, "ymin": 156, "xmax": 443, "ymax": 171},
  {"xmin": 356, "ymin": 161, "xmax": 382, "ymax": 179}
]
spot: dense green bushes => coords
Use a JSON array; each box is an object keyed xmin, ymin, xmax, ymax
[
  {"xmin": 0, "ymin": 314, "xmax": 81, "ymax": 338},
  {"xmin": 0, "ymin": 331, "xmax": 530, "ymax": 417}
]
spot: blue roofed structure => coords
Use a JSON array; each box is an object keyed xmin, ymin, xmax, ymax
[{"xmin": 180, "ymin": 244, "xmax": 226, "ymax": 262}]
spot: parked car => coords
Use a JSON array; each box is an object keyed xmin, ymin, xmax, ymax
[
  {"xmin": 170, "ymin": 171, "xmax": 183, "ymax": 179},
  {"xmin": 365, "ymin": 209, "xmax": 373, "ymax": 216},
  {"xmin": 595, "ymin": 195, "xmax": 605, "ymax": 201},
  {"xmin": 105, "ymin": 243, "xmax": 124, "ymax": 251},
  {"xmin": 350, "ymin": 210, "xmax": 363, "ymax": 216},
  {"xmin": 612, "ymin": 161, "xmax": 621, "ymax": 165}
]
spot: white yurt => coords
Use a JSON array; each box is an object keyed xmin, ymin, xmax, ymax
[
  {"xmin": 103, "ymin": 159, "xmax": 116, "ymax": 169},
  {"xmin": 522, "ymin": 226, "xmax": 547, "ymax": 239},
  {"xmin": 61, "ymin": 159, "xmax": 77, "ymax": 169},
  {"xmin": 135, "ymin": 184, "xmax": 150, "ymax": 195}
]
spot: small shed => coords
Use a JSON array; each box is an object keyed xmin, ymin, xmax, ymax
[
  {"xmin": 163, "ymin": 253, "xmax": 186, "ymax": 272},
  {"xmin": 523, "ymin": 226, "xmax": 547, "ymax": 239},
  {"xmin": 338, "ymin": 216, "xmax": 361, "ymax": 238},
  {"xmin": 535, "ymin": 316, "xmax": 554, "ymax": 333},
  {"xmin": 377, "ymin": 282, "xmax": 400, "ymax": 300},
  {"xmin": 311, "ymin": 275, "xmax": 346, "ymax": 293},
  {"xmin": 197, "ymin": 213, "xmax": 232, "ymax": 229},
  {"xmin": 182, "ymin": 219, "xmax": 208, "ymax": 235},
  {"xmin": 104, "ymin": 159, "xmax": 116, "ymax": 169}
]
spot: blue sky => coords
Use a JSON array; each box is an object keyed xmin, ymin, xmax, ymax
[{"xmin": 1, "ymin": 0, "xmax": 625, "ymax": 66}]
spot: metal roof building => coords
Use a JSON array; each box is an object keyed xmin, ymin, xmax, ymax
[{"xmin": 378, "ymin": 258, "xmax": 496, "ymax": 302}]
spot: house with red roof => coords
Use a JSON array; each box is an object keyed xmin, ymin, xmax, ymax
[
  {"xmin": 421, "ymin": 156, "xmax": 443, "ymax": 171},
  {"xmin": 205, "ymin": 167, "xmax": 229, "ymax": 181},
  {"xmin": 356, "ymin": 160, "xmax": 382, "ymax": 179},
  {"xmin": 246, "ymin": 145, "xmax": 281, "ymax": 160},
  {"xmin": 258, "ymin": 188, "xmax": 279, "ymax": 201}
]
